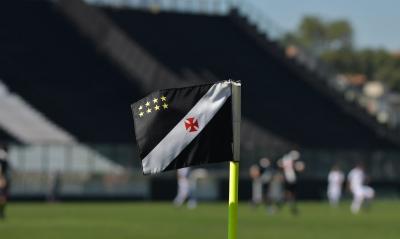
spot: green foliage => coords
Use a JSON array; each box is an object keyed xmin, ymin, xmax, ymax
[
  {"xmin": 285, "ymin": 16, "xmax": 400, "ymax": 92},
  {"xmin": 320, "ymin": 49, "xmax": 400, "ymax": 91},
  {"xmin": 326, "ymin": 20, "xmax": 353, "ymax": 50},
  {"xmin": 375, "ymin": 64, "xmax": 400, "ymax": 91},
  {"xmin": 284, "ymin": 16, "xmax": 353, "ymax": 54}
]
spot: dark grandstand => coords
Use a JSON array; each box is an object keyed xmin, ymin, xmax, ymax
[
  {"xmin": 0, "ymin": 0, "xmax": 399, "ymax": 200},
  {"xmin": 1, "ymin": 0, "xmax": 398, "ymax": 148}
]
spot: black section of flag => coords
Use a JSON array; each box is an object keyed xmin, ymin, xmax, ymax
[
  {"xmin": 131, "ymin": 81, "xmax": 233, "ymax": 174},
  {"xmin": 132, "ymin": 83, "xmax": 213, "ymax": 159},
  {"xmin": 164, "ymin": 97, "xmax": 233, "ymax": 171}
]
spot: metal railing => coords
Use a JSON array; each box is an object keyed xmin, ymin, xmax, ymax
[
  {"xmin": 3, "ymin": 143, "xmax": 400, "ymax": 198},
  {"xmin": 84, "ymin": 0, "xmax": 234, "ymax": 14},
  {"xmin": 7, "ymin": 143, "xmax": 222, "ymax": 199},
  {"xmin": 7, "ymin": 143, "xmax": 400, "ymax": 177}
]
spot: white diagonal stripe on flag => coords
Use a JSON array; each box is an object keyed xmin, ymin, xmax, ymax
[{"xmin": 142, "ymin": 81, "xmax": 232, "ymax": 174}]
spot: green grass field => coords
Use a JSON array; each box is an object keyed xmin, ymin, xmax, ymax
[{"xmin": 1, "ymin": 201, "xmax": 399, "ymax": 239}]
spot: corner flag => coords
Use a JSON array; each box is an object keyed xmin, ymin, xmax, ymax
[{"xmin": 131, "ymin": 81, "xmax": 234, "ymax": 175}]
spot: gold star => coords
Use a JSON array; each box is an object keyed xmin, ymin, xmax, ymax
[
  {"xmin": 160, "ymin": 96, "xmax": 167, "ymax": 101},
  {"xmin": 145, "ymin": 101, "xmax": 150, "ymax": 107},
  {"xmin": 154, "ymin": 105, "xmax": 160, "ymax": 111},
  {"xmin": 162, "ymin": 103, "xmax": 168, "ymax": 109},
  {"xmin": 146, "ymin": 108, "xmax": 152, "ymax": 113},
  {"xmin": 139, "ymin": 112, "xmax": 144, "ymax": 117},
  {"xmin": 153, "ymin": 98, "xmax": 158, "ymax": 104},
  {"xmin": 138, "ymin": 105, "xmax": 143, "ymax": 110}
]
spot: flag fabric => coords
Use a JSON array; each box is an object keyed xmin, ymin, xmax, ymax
[{"xmin": 131, "ymin": 81, "xmax": 234, "ymax": 174}]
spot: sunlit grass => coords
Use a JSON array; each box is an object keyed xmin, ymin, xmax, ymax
[{"xmin": 0, "ymin": 201, "xmax": 399, "ymax": 239}]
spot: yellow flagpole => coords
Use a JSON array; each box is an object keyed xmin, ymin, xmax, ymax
[
  {"xmin": 228, "ymin": 80, "xmax": 241, "ymax": 239},
  {"xmin": 228, "ymin": 161, "xmax": 239, "ymax": 239}
]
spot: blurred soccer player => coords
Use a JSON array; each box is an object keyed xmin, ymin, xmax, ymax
[
  {"xmin": 47, "ymin": 171, "xmax": 62, "ymax": 202},
  {"xmin": 249, "ymin": 164, "xmax": 262, "ymax": 206},
  {"xmin": 327, "ymin": 165, "xmax": 344, "ymax": 207},
  {"xmin": 348, "ymin": 162, "xmax": 375, "ymax": 214},
  {"xmin": 188, "ymin": 168, "xmax": 208, "ymax": 209},
  {"xmin": 259, "ymin": 157, "xmax": 273, "ymax": 187},
  {"xmin": 0, "ymin": 174, "xmax": 6, "ymax": 220},
  {"xmin": 279, "ymin": 150, "xmax": 304, "ymax": 215},
  {"xmin": 173, "ymin": 168, "xmax": 190, "ymax": 207},
  {"xmin": 266, "ymin": 167, "xmax": 284, "ymax": 214},
  {"xmin": 0, "ymin": 143, "xmax": 10, "ymax": 219}
]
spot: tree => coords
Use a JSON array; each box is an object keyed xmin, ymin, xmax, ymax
[
  {"xmin": 284, "ymin": 15, "xmax": 400, "ymax": 93},
  {"xmin": 326, "ymin": 20, "xmax": 353, "ymax": 50},
  {"xmin": 374, "ymin": 60, "xmax": 400, "ymax": 92},
  {"xmin": 283, "ymin": 16, "xmax": 353, "ymax": 55},
  {"xmin": 320, "ymin": 49, "xmax": 400, "ymax": 91}
]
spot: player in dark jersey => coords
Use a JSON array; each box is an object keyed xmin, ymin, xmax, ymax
[
  {"xmin": 0, "ymin": 143, "xmax": 10, "ymax": 219},
  {"xmin": 278, "ymin": 150, "xmax": 305, "ymax": 215}
]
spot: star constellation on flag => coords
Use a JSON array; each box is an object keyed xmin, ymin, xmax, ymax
[{"xmin": 137, "ymin": 95, "xmax": 168, "ymax": 118}]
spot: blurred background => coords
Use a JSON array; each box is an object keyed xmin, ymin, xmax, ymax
[{"xmin": 1, "ymin": 0, "xmax": 400, "ymax": 203}]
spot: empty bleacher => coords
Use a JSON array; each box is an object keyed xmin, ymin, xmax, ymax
[
  {"xmin": 104, "ymin": 8, "xmax": 397, "ymax": 149},
  {"xmin": 1, "ymin": 0, "xmax": 399, "ymax": 200},
  {"xmin": 0, "ymin": 80, "xmax": 75, "ymax": 143},
  {"xmin": 0, "ymin": 0, "xmax": 143, "ymax": 142},
  {"xmin": 1, "ymin": 0, "xmax": 398, "ymax": 149}
]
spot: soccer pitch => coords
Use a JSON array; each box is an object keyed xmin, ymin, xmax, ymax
[{"xmin": 1, "ymin": 201, "xmax": 399, "ymax": 239}]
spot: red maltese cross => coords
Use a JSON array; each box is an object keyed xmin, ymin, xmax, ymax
[{"xmin": 184, "ymin": 117, "xmax": 199, "ymax": 132}]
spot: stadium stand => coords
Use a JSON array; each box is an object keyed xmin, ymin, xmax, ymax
[
  {"xmin": 0, "ymin": 0, "xmax": 399, "ymax": 200},
  {"xmin": 0, "ymin": 0, "xmax": 143, "ymax": 143},
  {"xmin": 103, "ymin": 6, "xmax": 399, "ymax": 149},
  {"xmin": 0, "ymin": 80, "xmax": 75, "ymax": 143},
  {"xmin": 55, "ymin": 0, "xmax": 291, "ymax": 152},
  {"xmin": 1, "ymin": 0, "xmax": 398, "ymax": 149}
]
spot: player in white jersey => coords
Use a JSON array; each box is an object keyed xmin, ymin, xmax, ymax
[
  {"xmin": 327, "ymin": 165, "xmax": 344, "ymax": 207},
  {"xmin": 187, "ymin": 168, "xmax": 208, "ymax": 209},
  {"xmin": 173, "ymin": 167, "xmax": 190, "ymax": 207},
  {"xmin": 348, "ymin": 163, "xmax": 375, "ymax": 214},
  {"xmin": 249, "ymin": 164, "xmax": 262, "ymax": 206}
]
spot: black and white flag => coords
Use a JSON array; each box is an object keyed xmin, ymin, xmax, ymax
[{"xmin": 131, "ymin": 81, "xmax": 234, "ymax": 174}]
